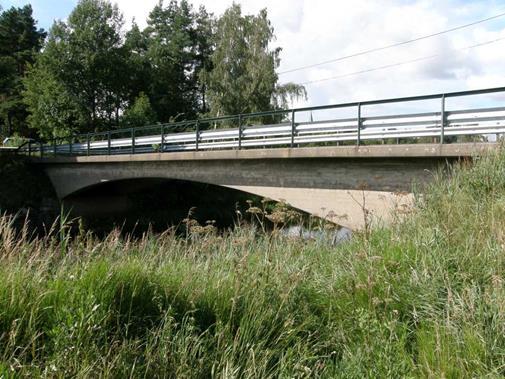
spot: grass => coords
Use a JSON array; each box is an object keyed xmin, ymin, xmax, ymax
[{"xmin": 0, "ymin": 148, "xmax": 504, "ymax": 378}]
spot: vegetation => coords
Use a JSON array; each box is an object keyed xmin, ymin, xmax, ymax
[
  {"xmin": 0, "ymin": 4, "xmax": 46, "ymax": 138},
  {"xmin": 23, "ymin": 0, "xmax": 127, "ymax": 137},
  {"xmin": 1, "ymin": 146, "xmax": 504, "ymax": 377},
  {"xmin": 0, "ymin": 0, "xmax": 304, "ymax": 141},
  {"xmin": 202, "ymin": 4, "xmax": 306, "ymax": 117},
  {"xmin": 1, "ymin": 1, "xmax": 503, "ymax": 377}
]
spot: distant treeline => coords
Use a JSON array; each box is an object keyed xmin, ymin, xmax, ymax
[{"xmin": 0, "ymin": 0, "xmax": 306, "ymax": 141}]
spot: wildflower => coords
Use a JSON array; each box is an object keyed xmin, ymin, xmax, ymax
[{"xmin": 246, "ymin": 206, "xmax": 263, "ymax": 215}]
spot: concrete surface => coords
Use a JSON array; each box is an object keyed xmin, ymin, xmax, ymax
[
  {"xmin": 38, "ymin": 142, "xmax": 496, "ymax": 163},
  {"xmin": 36, "ymin": 143, "xmax": 495, "ymax": 230}
]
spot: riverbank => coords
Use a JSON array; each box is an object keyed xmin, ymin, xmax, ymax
[{"xmin": 0, "ymin": 146, "xmax": 504, "ymax": 377}]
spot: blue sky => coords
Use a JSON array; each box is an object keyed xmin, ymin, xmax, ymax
[
  {"xmin": 1, "ymin": 0, "xmax": 75, "ymax": 30},
  {"xmin": 2, "ymin": 0, "xmax": 505, "ymax": 109}
]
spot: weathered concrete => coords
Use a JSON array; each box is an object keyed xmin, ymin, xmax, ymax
[
  {"xmin": 226, "ymin": 186, "xmax": 414, "ymax": 227},
  {"xmin": 44, "ymin": 157, "xmax": 446, "ymax": 197},
  {"xmin": 37, "ymin": 143, "xmax": 495, "ymax": 229},
  {"xmin": 40, "ymin": 142, "xmax": 496, "ymax": 163}
]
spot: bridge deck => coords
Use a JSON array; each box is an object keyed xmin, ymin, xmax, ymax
[{"xmin": 37, "ymin": 143, "xmax": 498, "ymax": 164}]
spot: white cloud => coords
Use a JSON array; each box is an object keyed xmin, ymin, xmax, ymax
[{"xmin": 113, "ymin": 0, "xmax": 505, "ymax": 108}]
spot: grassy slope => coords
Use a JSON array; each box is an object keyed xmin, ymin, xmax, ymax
[{"xmin": 0, "ymin": 149, "xmax": 504, "ymax": 378}]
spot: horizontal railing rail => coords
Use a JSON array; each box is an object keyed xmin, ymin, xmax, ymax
[{"xmin": 20, "ymin": 86, "xmax": 505, "ymax": 157}]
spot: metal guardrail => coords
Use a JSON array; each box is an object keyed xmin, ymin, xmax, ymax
[{"xmin": 21, "ymin": 86, "xmax": 505, "ymax": 157}]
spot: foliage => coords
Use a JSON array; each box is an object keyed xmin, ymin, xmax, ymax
[
  {"xmin": 1, "ymin": 147, "xmax": 505, "ymax": 377},
  {"xmin": 24, "ymin": 0, "xmax": 128, "ymax": 136},
  {"xmin": 23, "ymin": 0, "xmax": 216, "ymax": 136},
  {"xmin": 202, "ymin": 4, "xmax": 306, "ymax": 118},
  {"xmin": 274, "ymin": 82, "xmax": 307, "ymax": 109},
  {"xmin": 120, "ymin": 92, "xmax": 157, "ymax": 128},
  {"xmin": 0, "ymin": 5, "xmax": 45, "ymax": 138},
  {"xmin": 142, "ymin": 0, "xmax": 214, "ymax": 122},
  {"xmin": 23, "ymin": 64, "xmax": 86, "ymax": 139},
  {"xmin": 20, "ymin": 0, "xmax": 305, "ymax": 137}
]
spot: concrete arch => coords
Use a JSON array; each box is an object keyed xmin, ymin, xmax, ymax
[
  {"xmin": 40, "ymin": 148, "xmax": 444, "ymax": 229},
  {"xmin": 36, "ymin": 143, "xmax": 495, "ymax": 229},
  {"xmin": 61, "ymin": 177, "xmax": 253, "ymax": 229},
  {"xmin": 58, "ymin": 174, "xmax": 413, "ymax": 230}
]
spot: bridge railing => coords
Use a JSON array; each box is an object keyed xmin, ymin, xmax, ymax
[{"xmin": 20, "ymin": 86, "xmax": 505, "ymax": 157}]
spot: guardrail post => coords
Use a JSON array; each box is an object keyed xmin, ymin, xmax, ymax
[
  {"xmin": 195, "ymin": 120, "xmax": 200, "ymax": 151},
  {"xmin": 107, "ymin": 131, "xmax": 111, "ymax": 155},
  {"xmin": 290, "ymin": 110, "xmax": 296, "ymax": 148},
  {"xmin": 28, "ymin": 141, "xmax": 31, "ymax": 157},
  {"xmin": 357, "ymin": 103, "xmax": 362, "ymax": 146},
  {"xmin": 69, "ymin": 135, "xmax": 73, "ymax": 155},
  {"xmin": 160, "ymin": 125, "xmax": 164, "ymax": 152},
  {"xmin": 39, "ymin": 141, "xmax": 43, "ymax": 158},
  {"xmin": 440, "ymin": 94, "xmax": 445, "ymax": 144},
  {"xmin": 131, "ymin": 128, "xmax": 135, "ymax": 154},
  {"xmin": 87, "ymin": 133, "xmax": 90, "ymax": 156},
  {"xmin": 53, "ymin": 138, "xmax": 57, "ymax": 156},
  {"xmin": 238, "ymin": 114, "xmax": 242, "ymax": 150}
]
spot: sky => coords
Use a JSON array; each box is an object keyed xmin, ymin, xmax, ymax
[{"xmin": 2, "ymin": 0, "xmax": 505, "ymax": 111}]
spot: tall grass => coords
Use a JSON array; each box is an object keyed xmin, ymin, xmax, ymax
[{"xmin": 0, "ymin": 149, "xmax": 505, "ymax": 378}]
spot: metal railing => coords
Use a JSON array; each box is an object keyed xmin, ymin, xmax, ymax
[{"xmin": 21, "ymin": 86, "xmax": 505, "ymax": 157}]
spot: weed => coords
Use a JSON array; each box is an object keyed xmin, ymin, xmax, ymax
[{"xmin": 0, "ymin": 147, "xmax": 504, "ymax": 377}]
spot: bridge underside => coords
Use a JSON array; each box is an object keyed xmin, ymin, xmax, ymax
[
  {"xmin": 39, "ymin": 144, "xmax": 493, "ymax": 229},
  {"xmin": 224, "ymin": 185, "xmax": 413, "ymax": 228}
]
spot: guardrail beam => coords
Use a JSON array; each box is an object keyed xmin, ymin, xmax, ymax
[{"xmin": 35, "ymin": 86, "xmax": 505, "ymax": 156}]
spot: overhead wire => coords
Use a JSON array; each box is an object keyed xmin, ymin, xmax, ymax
[
  {"xmin": 278, "ymin": 10, "xmax": 505, "ymax": 75},
  {"xmin": 297, "ymin": 36, "xmax": 505, "ymax": 86}
]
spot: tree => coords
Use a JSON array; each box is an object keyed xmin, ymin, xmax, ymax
[
  {"xmin": 143, "ymin": 0, "xmax": 214, "ymax": 122},
  {"xmin": 24, "ymin": 0, "xmax": 129, "ymax": 137},
  {"xmin": 202, "ymin": 4, "xmax": 306, "ymax": 118},
  {"xmin": 121, "ymin": 92, "xmax": 157, "ymax": 128},
  {"xmin": 193, "ymin": 6, "xmax": 215, "ymax": 114},
  {"xmin": 23, "ymin": 64, "xmax": 86, "ymax": 139},
  {"xmin": 23, "ymin": 0, "xmax": 217, "ymax": 138},
  {"xmin": 0, "ymin": 5, "xmax": 46, "ymax": 138},
  {"xmin": 124, "ymin": 22, "xmax": 151, "ymax": 108}
]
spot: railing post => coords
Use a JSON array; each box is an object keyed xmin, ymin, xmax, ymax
[
  {"xmin": 53, "ymin": 138, "xmax": 57, "ymax": 156},
  {"xmin": 69, "ymin": 135, "xmax": 73, "ymax": 155},
  {"xmin": 238, "ymin": 114, "xmax": 242, "ymax": 150},
  {"xmin": 28, "ymin": 141, "xmax": 31, "ymax": 157},
  {"xmin": 290, "ymin": 110, "xmax": 296, "ymax": 148},
  {"xmin": 160, "ymin": 125, "xmax": 164, "ymax": 153},
  {"xmin": 440, "ymin": 94, "xmax": 445, "ymax": 144},
  {"xmin": 131, "ymin": 128, "xmax": 135, "ymax": 154},
  {"xmin": 39, "ymin": 141, "xmax": 43, "ymax": 158},
  {"xmin": 107, "ymin": 131, "xmax": 111, "ymax": 155},
  {"xmin": 357, "ymin": 103, "xmax": 362, "ymax": 146},
  {"xmin": 87, "ymin": 133, "xmax": 90, "ymax": 156},
  {"xmin": 195, "ymin": 120, "xmax": 200, "ymax": 151}
]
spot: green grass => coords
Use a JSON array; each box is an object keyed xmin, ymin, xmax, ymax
[{"xmin": 0, "ymin": 149, "xmax": 505, "ymax": 378}]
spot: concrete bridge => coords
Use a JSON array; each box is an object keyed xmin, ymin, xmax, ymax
[
  {"xmin": 27, "ymin": 87, "xmax": 505, "ymax": 229},
  {"xmin": 38, "ymin": 143, "xmax": 496, "ymax": 229}
]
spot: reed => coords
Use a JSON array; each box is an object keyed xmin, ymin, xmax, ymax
[{"xmin": 0, "ymin": 148, "xmax": 504, "ymax": 377}]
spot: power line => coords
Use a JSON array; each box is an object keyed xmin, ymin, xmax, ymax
[
  {"xmin": 298, "ymin": 36, "xmax": 505, "ymax": 86},
  {"xmin": 278, "ymin": 10, "xmax": 505, "ymax": 75}
]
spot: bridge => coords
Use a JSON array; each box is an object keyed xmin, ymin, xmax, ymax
[{"xmin": 24, "ymin": 87, "xmax": 505, "ymax": 229}]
